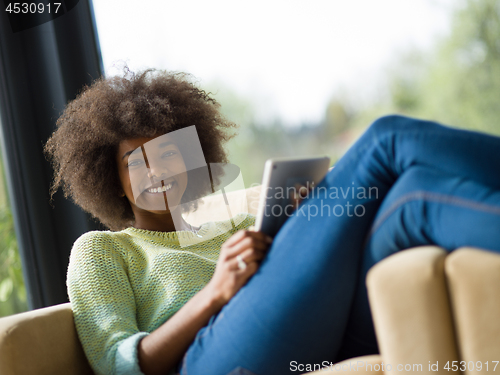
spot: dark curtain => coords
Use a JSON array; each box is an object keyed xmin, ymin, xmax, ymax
[{"xmin": 0, "ymin": 0, "xmax": 104, "ymax": 309}]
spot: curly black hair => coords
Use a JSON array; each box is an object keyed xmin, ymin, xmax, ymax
[{"xmin": 44, "ymin": 69, "xmax": 236, "ymax": 230}]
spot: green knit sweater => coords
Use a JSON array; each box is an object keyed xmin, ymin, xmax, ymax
[{"xmin": 67, "ymin": 213, "xmax": 254, "ymax": 375}]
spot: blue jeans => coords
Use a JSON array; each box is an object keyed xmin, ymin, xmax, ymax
[{"xmin": 180, "ymin": 115, "xmax": 500, "ymax": 375}]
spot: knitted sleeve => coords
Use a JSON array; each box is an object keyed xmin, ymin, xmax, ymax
[{"xmin": 67, "ymin": 231, "xmax": 147, "ymax": 375}]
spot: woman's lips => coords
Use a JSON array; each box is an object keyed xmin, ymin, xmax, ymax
[{"xmin": 143, "ymin": 181, "xmax": 175, "ymax": 194}]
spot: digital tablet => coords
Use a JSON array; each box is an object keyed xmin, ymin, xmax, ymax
[{"xmin": 254, "ymin": 156, "xmax": 331, "ymax": 237}]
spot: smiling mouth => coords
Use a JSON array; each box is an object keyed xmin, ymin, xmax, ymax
[{"xmin": 144, "ymin": 181, "xmax": 175, "ymax": 194}]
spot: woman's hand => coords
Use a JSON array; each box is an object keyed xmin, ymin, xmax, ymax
[
  {"xmin": 206, "ymin": 230, "xmax": 272, "ymax": 309},
  {"xmin": 138, "ymin": 229, "xmax": 271, "ymax": 375}
]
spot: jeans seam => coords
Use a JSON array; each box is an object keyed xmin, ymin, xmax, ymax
[{"xmin": 367, "ymin": 190, "xmax": 500, "ymax": 240}]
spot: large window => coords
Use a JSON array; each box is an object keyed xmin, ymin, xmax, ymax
[
  {"xmin": 91, "ymin": 0, "xmax": 500, "ymax": 186},
  {"xmin": 0, "ymin": 148, "xmax": 26, "ymax": 317},
  {"xmin": 93, "ymin": 0, "xmax": 500, "ymax": 186}
]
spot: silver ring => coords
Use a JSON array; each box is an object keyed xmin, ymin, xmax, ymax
[{"xmin": 236, "ymin": 254, "xmax": 247, "ymax": 271}]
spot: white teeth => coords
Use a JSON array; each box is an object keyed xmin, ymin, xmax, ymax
[{"xmin": 146, "ymin": 182, "xmax": 173, "ymax": 193}]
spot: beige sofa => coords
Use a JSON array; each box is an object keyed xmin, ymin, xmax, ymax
[
  {"xmin": 1, "ymin": 186, "xmax": 499, "ymax": 375},
  {"xmin": 309, "ymin": 246, "xmax": 500, "ymax": 375}
]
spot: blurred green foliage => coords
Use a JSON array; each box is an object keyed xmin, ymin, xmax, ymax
[
  {"xmin": 387, "ymin": 0, "xmax": 500, "ymax": 134},
  {"xmin": 0, "ymin": 155, "xmax": 27, "ymax": 317},
  {"xmin": 211, "ymin": 0, "xmax": 500, "ymax": 186}
]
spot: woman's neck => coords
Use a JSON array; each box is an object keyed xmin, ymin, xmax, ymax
[{"xmin": 132, "ymin": 206, "xmax": 191, "ymax": 233}]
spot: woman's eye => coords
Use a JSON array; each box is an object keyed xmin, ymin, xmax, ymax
[
  {"xmin": 127, "ymin": 159, "xmax": 143, "ymax": 168},
  {"xmin": 161, "ymin": 151, "xmax": 177, "ymax": 158}
]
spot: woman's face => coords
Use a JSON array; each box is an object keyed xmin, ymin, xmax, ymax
[{"xmin": 116, "ymin": 135, "xmax": 188, "ymax": 215}]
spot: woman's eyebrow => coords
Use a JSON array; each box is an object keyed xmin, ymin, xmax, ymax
[
  {"xmin": 122, "ymin": 150, "xmax": 135, "ymax": 160},
  {"xmin": 121, "ymin": 141, "xmax": 174, "ymax": 160},
  {"xmin": 122, "ymin": 145, "xmax": 148, "ymax": 160},
  {"xmin": 158, "ymin": 141, "xmax": 174, "ymax": 148}
]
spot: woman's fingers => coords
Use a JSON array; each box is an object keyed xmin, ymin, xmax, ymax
[
  {"xmin": 236, "ymin": 260, "xmax": 259, "ymax": 276},
  {"xmin": 218, "ymin": 230, "xmax": 272, "ymax": 277},
  {"xmin": 222, "ymin": 229, "xmax": 270, "ymax": 247},
  {"xmin": 210, "ymin": 230, "xmax": 273, "ymax": 305},
  {"xmin": 232, "ymin": 247, "xmax": 266, "ymax": 270},
  {"xmin": 222, "ymin": 230, "xmax": 271, "ymax": 251},
  {"xmin": 221, "ymin": 230, "xmax": 247, "ymax": 247},
  {"xmin": 222, "ymin": 233, "xmax": 272, "ymax": 260}
]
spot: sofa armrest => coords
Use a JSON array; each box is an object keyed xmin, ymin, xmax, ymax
[
  {"xmin": 367, "ymin": 246, "xmax": 460, "ymax": 374},
  {"xmin": 0, "ymin": 302, "xmax": 94, "ymax": 375},
  {"xmin": 445, "ymin": 247, "xmax": 500, "ymax": 374}
]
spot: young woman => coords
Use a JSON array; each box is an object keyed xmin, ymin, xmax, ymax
[{"xmin": 45, "ymin": 69, "xmax": 500, "ymax": 375}]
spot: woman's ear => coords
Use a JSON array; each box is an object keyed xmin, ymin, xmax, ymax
[{"xmin": 119, "ymin": 190, "xmax": 126, "ymax": 198}]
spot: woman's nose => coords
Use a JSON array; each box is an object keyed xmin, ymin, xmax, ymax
[
  {"xmin": 147, "ymin": 159, "xmax": 170, "ymax": 177},
  {"xmin": 147, "ymin": 168, "xmax": 169, "ymax": 181}
]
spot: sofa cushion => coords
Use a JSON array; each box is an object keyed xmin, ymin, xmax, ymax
[
  {"xmin": 445, "ymin": 247, "xmax": 500, "ymax": 374},
  {"xmin": 367, "ymin": 246, "xmax": 460, "ymax": 374},
  {"xmin": 0, "ymin": 302, "xmax": 93, "ymax": 375}
]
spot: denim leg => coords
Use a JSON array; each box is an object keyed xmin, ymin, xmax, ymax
[
  {"xmin": 181, "ymin": 115, "xmax": 500, "ymax": 375},
  {"xmin": 340, "ymin": 166, "xmax": 500, "ymax": 360}
]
